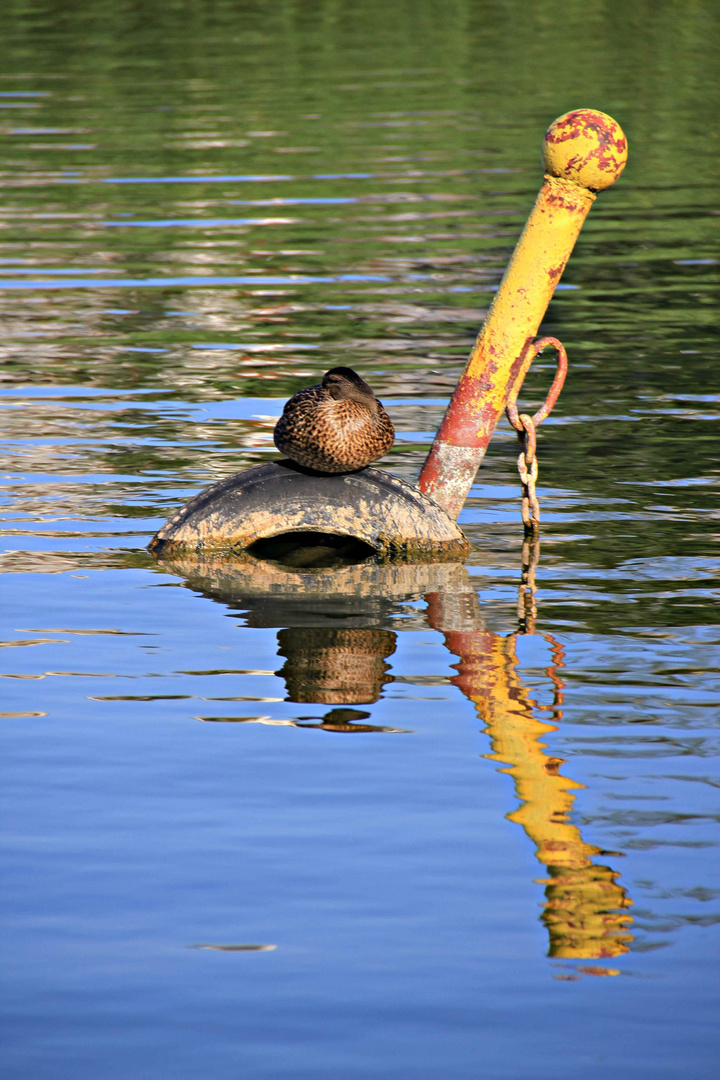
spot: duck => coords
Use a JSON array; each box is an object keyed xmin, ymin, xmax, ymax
[{"xmin": 273, "ymin": 366, "xmax": 394, "ymax": 473}]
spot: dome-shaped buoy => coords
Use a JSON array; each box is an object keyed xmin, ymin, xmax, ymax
[{"xmin": 149, "ymin": 459, "xmax": 470, "ymax": 562}]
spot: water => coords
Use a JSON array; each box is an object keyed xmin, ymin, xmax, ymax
[{"xmin": 1, "ymin": 2, "xmax": 719, "ymax": 1077}]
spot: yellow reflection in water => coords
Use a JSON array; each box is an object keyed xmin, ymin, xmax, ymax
[{"xmin": 426, "ymin": 590, "xmax": 633, "ymax": 962}]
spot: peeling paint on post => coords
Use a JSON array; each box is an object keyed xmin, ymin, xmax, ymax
[{"xmin": 418, "ymin": 109, "xmax": 628, "ymax": 520}]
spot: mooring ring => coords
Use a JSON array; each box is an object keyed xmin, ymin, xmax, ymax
[{"xmin": 506, "ymin": 336, "xmax": 568, "ymax": 431}]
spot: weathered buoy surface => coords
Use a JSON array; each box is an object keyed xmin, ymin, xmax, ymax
[{"xmin": 149, "ymin": 460, "xmax": 470, "ymax": 561}]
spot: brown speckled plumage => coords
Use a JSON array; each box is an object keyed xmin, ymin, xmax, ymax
[{"xmin": 273, "ymin": 366, "xmax": 394, "ymax": 473}]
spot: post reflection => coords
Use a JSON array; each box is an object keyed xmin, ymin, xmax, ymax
[
  {"xmin": 155, "ymin": 547, "xmax": 633, "ymax": 960},
  {"xmin": 425, "ymin": 590, "xmax": 633, "ymax": 961}
]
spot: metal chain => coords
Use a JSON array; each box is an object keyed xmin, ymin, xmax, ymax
[
  {"xmin": 516, "ymin": 419, "xmax": 540, "ymax": 530},
  {"xmin": 506, "ymin": 336, "xmax": 568, "ymax": 534}
]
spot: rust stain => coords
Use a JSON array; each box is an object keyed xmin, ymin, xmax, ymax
[
  {"xmin": 507, "ymin": 343, "xmax": 531, "ymax": 390},
  {"xmin": 542, "ymin": 179, "xmax": 593, "ymax": 212},
  {"xmin": 545, "ymin": 109, "xmax": 617, "ymax": 147},
  {"xmin": 543, "ymin": 188, "xmax": 570, "ymax": 209}
]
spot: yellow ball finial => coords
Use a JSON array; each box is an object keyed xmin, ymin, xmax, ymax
[{"xmin": 542, "ymin": 109, "xmax": 628, "ymax": 191}]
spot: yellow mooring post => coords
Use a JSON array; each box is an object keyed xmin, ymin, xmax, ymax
[{"xmin": 418, "ymin": 109, "xmax": 628, "ymax": 520}]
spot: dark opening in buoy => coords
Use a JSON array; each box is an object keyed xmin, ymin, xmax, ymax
[{"xmin": 247, "ymin": 530, "xmax": 376, "ymax": 569}]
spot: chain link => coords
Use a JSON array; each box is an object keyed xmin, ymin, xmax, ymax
[{"xmin": 506, "ymin": 336, "xmax": 568, "ymax": 535}]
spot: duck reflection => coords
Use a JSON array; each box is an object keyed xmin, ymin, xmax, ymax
[
  {"xmin": 154, "ymin": 545, "xmax": 633, "ymax": 961},
  {"xmin": 277, "ymin": 628, "xmax": 396, "ymax": 704},
  {"xmin": 202, "ymin": 706, "xmax": 408, "ymax": 734},
  {"xmin": 291, "ymin": 707, "xmax": 409, "ymax": 734}
]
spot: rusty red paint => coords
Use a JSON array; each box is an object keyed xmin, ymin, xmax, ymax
[
  {"xmin": 418, "ymin": 455, "xmax": 441, "ymax": 489},
  {"xmin": 543, "ymin": 184, "xmax": 588, "ymax": 211},
  {"xmin": 547, "ymin": 114, "xmax": 626, "ymax": 164},
  {"xmin": 594, "ymin": 142, "xmax": 626, "ymax": 176},
  {"xmin": 545, "ymin": 110, "xmax": 614, "ymax": 146},
  {"xmin": 432, "ymin": 381, "xmax": 496, "ymax": 448},
  {"xmin": 544, "ymin": 188, "xmax": 573, "ymax": 209},
  {"xmin": 477, "ymin": 397, "xmax": 500, "ymax": 442},
  {"xmin": 563, "ymin": 153, "xmax": 584, "ymax": 173},
  {"xmin": 418, "ymin": 441, "xmax": 481, "ymax": 515},
  {"xmin": 424, "ymin": 338, "xmax": 533, "ymax": 460},
  {"xmin": 507, "ymin": 336, "xmax": 534, "ymax": 388}
]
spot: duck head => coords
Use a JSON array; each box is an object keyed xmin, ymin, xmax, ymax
[{"xmin": 321, "ymin": 366, "xmax": 378, "ymax": 407}]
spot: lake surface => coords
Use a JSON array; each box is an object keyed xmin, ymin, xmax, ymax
[{"xmin": 1, "ymin": 3, "xmax": 719, "ymax": 1077}]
